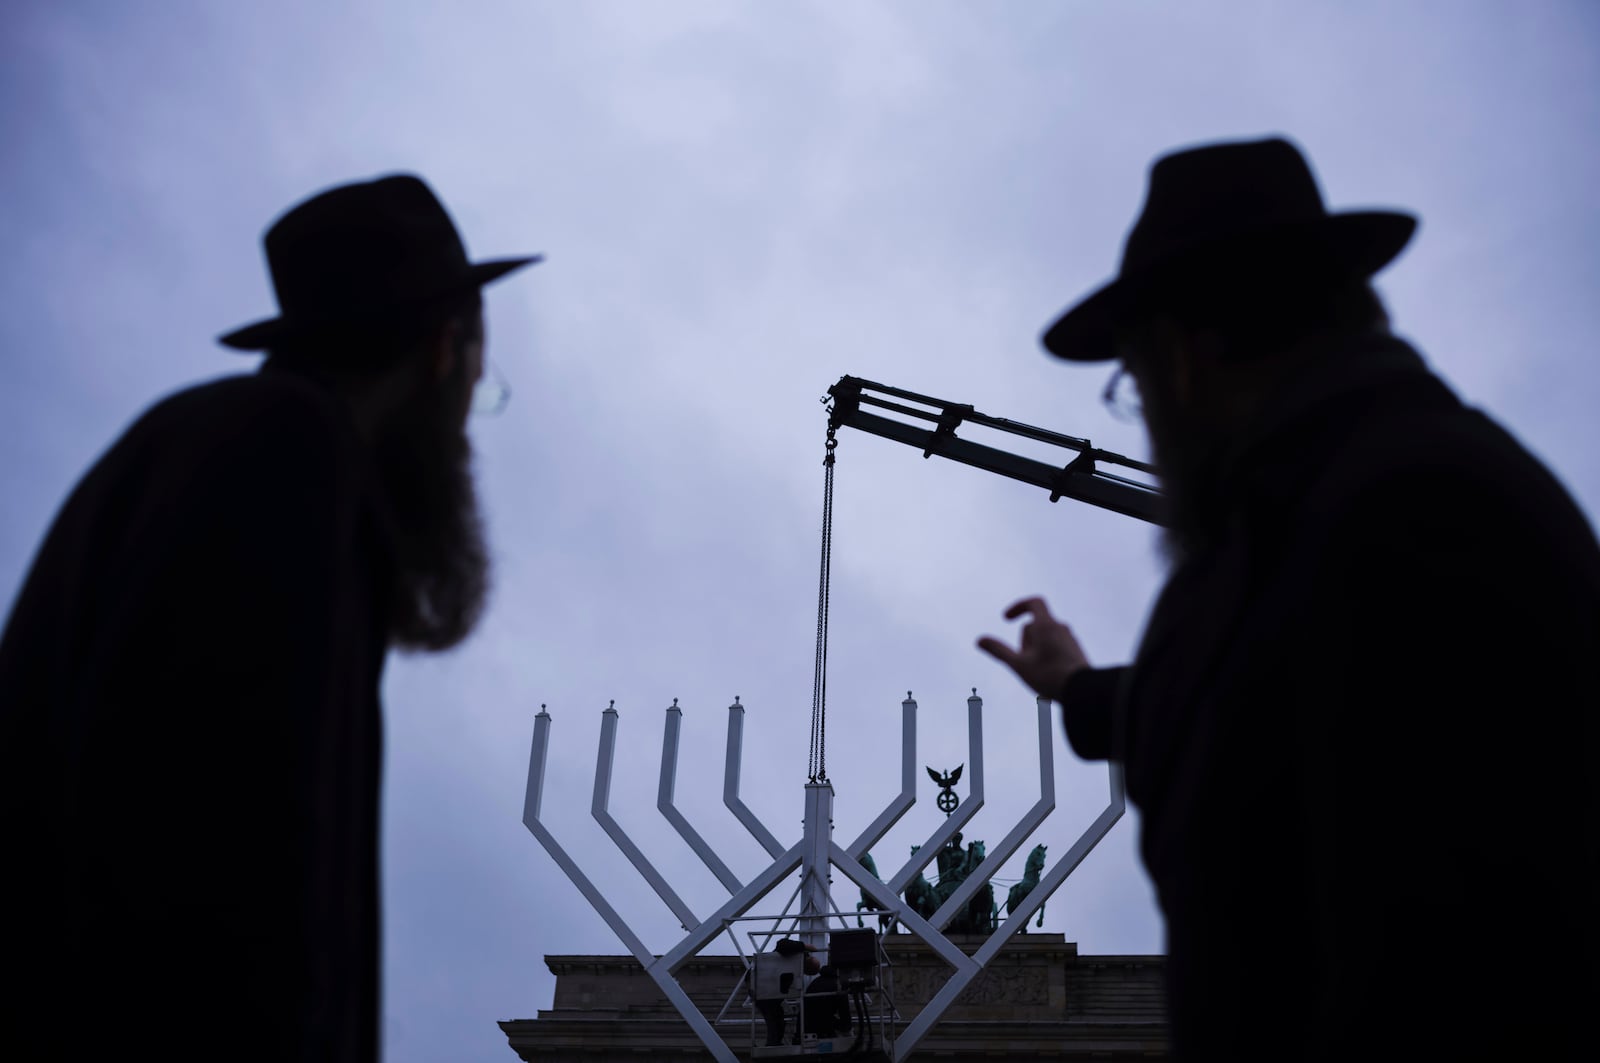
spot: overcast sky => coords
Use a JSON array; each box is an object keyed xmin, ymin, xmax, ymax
[{"xmin": 4, "ymin": 2, "xmax": 1598, "ymax": 1060}]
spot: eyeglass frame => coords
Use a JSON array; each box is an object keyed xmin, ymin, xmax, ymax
[
  {"xmin": 1100, "ymin": 364, "xmax": 1143, "ymax": 423},
  {"xmin": 471, "ymin": 356, "xmax": 512, "ymax": 417}
]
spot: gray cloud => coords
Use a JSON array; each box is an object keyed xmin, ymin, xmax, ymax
[{"xmin": 3, "ymin": 2, "xmax": 1596, "ymax": 1060}]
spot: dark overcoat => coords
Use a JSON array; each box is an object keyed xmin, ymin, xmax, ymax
[
  {"xmin": 1061, "ymin": 335, "xmax": 1600, "ymax": 1059},
  {"xmin": 0, "ymin": 370, "xmax": 392, "ymax": 1061}
]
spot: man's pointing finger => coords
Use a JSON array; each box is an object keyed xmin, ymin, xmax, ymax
[
  {"xmin": 1002, "ymin": 596, "xmax": 1053, "ymax": 622},
  {"xmin": 976, "ymin": 635, "xmax": 1022, "ymax": 671}
]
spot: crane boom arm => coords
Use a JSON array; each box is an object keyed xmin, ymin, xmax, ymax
[{"xmin": 825, "ymin": 375, "xmax": 1168, "ymax": 526}]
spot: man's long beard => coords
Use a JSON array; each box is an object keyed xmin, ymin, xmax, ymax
[
  {"xmin": 372, "ymin": 374, "xmax": 490, "ymax": 652},
  {"xmin": 1144, "ymin": 392, "xmax": 1232, "ymax": 569}
]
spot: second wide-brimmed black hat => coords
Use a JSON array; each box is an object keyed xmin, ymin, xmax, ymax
[
  {"xmin": 219, "ymin": 173, "xmax": 540, "ymax": 352},
  {"xmin": 1042, "ymin": 136, "xmax": 1416, "ymax": 362}
]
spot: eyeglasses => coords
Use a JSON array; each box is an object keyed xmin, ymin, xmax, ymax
[
  {"xmin": 1100, "ymin": 365, "xmax": 1143, "ymax": 423},
  {"xmin": 471, "ymin": 357, "xmax": 512, "ymax": 417}
]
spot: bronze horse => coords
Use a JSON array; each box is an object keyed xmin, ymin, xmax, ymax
[{"xmin": 1005, "ymin": 844, "xmax": 1048, "ymax": 931}]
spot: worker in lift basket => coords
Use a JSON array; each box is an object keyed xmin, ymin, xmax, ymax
[{"xmin": 754, "ymin": 938, "xmax": 819, "ymax": 1046}]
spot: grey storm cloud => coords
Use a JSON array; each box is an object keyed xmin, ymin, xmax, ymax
[{"xmin": 3, "ymin": 2, "xmax": 1597, "ymax": 1060}]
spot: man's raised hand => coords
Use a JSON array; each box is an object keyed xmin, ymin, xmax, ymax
[{"xmin": 976, "ymin": 596, "xmax": 1091, "ymax": 699}]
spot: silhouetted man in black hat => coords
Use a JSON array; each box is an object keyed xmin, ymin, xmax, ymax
[
  {"xmin": 979, "ymin": 137, "xmax": 1599, "ymax": 1060},
  {"xmin": 0, "ymin": 174, "xmax": 539, "ymax": 1061}
]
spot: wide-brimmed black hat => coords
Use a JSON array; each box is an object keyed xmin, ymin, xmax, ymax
[
  {"xmin": 1042, "ymin": 136, "xmax": 1416, "ymax": 362},
  {"xmin": 218, "ymin": 173, "xmax": 540, "ymax": 351}
]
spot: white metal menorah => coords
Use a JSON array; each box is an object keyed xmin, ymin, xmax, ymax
[{"xmin": 522, "ymin": 689, "xmax": 1126, "ymax": 1061}]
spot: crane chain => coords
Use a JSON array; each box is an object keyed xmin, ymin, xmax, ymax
[{"xmin": 809, "ymin": 427, "xmax": 838, "ymax": 784}]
